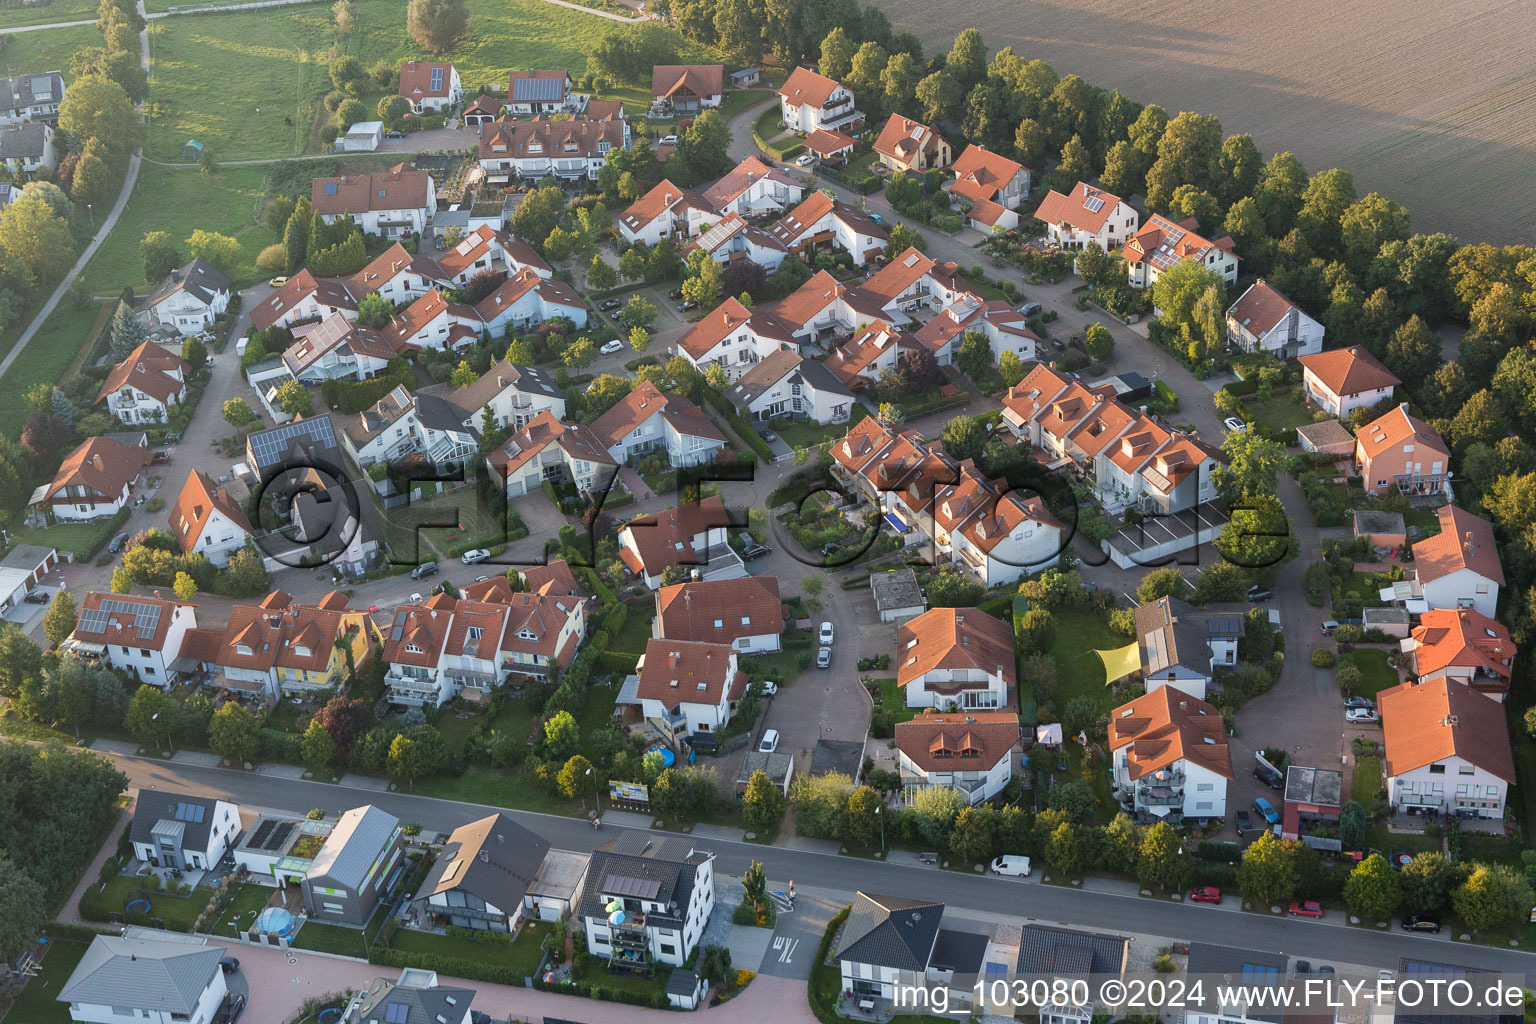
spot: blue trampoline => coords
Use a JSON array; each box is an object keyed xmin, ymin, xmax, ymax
[
  {"xmin": 255, "ymin": 906, "xmax": 298, "ymax": 938},
  {"xmin": 317, "ymin": 1010, "xmax": 342, "ymax": 1024},
  {"xmin": 125, "ymin": 898, "xmax": 150, "ymax": 916}
]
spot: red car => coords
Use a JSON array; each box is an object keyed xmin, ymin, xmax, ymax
[
  {"xmin": 1189, "ymin": 886, "xmax": 1222, "ymax": 904},
  {"xmin": 1288, "ymin": 900, "xmax": 1324, "ymax": 918}
]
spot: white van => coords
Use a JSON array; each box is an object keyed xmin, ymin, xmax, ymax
[{"xmin": 991, "ymin": 855, "xmax": 1032, "ymax": 877}]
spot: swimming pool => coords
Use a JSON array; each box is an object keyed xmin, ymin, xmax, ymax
[{"xmin": 254, "ymin": 906, "xmax": 298, "ymax": 938}]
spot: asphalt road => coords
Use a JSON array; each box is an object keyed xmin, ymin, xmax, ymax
[{"xmin": 109, "ymin": 751, "xmax": 1536, "ymax": 978}]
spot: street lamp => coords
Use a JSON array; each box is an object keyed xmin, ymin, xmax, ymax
[
  {"xmin": 875, "ymin": 804, "xmax": 884, "ymax": 855},
  {"xmin": 85, "ymin": 203, "xmax": 94, "ymax": 230},
  {"xmin": 151, "ymin": 712, "xmax": 173, "ymax": 754},
  {"xmin": 586, "ymin": 766, "xmax": 600, "ymax": 817}
]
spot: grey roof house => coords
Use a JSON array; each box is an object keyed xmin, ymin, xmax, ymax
[
  {"xmin": 129, "ymin": 788, "xmax": 242, "ymax": 871},
  {"xmin": 0, "ymin": 71, "xmax": 65, "ymax": 122},
  {"xmin": 58, "ymin": 936, "xmax": 227, "ymax": 1024},
  {"xmin": 1135, "ymin": 595, "xmax": 1243, "ymax": 700},
  {"xmin": 410, "ymin": 812, "xmax": 551, "ymax": 932},
  {"xmin": 146, "ymin": 257, "xmax": 233, "ymax": 335},
  {"xmin": 0, "ymin": 121, "xmax": 57, "ymax": 173},
  {"xmin": 1185, "ymin": 942, "xmax": 1289, "ymax": 1024},
  {"xmin": 343, "ymin": 971, "xmax": 474, "ymax": 1024},
  {"xmin": 303, "ymin": 804, "xmax": 405, "ymax": 926},
  {"xmin": 833, "ymin": 892, "xmax": 945, "ymax": 1001},
  {"xmin": 577, "ymin": 833, "xmax": 717, "ymax": 970}
]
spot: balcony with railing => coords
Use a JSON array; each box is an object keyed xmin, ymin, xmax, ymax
[{"xmin": 385, "ymin": 673, "xmax": 441, "ymax": 706}]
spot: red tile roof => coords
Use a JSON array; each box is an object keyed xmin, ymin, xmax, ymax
[
  {"xmin": 949, "ymin": 145, "xmax": 1025, "ymax": 205},
  {"xmin": 399, "ymin": 61, "xmax": 456, "ymax": 101},
  {"xmin": 589, "ymin": 380, "xmax": 725, "ymax": 449},
  {"xmin": 1412, "ymin": 506, "xmax": 1504, "ymax": 586},
  {"xmin": 1354, "ymin": 404, "xmax": 1449, "ymax": 462},
  {"xmin": 478, "ymin": 116, "xmax": 624, "ymax": 163},
  {"xmin": 1107, "ymin": 687, "xmax": 1232, "ymax": 781},
  {"xmin": 1380, "ymin": 677, "xmax": 1514, "ymax": 782},
  {"xmin": 1410, "ymin": 607, "xmax": 1515, "ymax": 686},
  {"xmin": 1226, "ymin": 279, "xmax": 1302, "ymax": 337},
  {"xmin": 210, "ymin": 593, "xmax": 362, "ymax": 675},
  {"xmin": 95, "ymin": 342, "xmax": 188, "ymax": 407},
  {"xmin": 619, "ymin": 495, "xmax": 732, "ymax": 578},
  {"xmin": 73, "ymin": 591, "xmax": 186, "ymax": 651},
  {"xmin": 250, "ymin": 270, "xmax": 360, "ymax": 331},
  {"xmin": 311, "ymin": 163, "xmax": 431, "ymax": 216},
  {"xmin": 804, "ymin": 128, "xmax": 856, "ymax": 157},
  {"xmin": 656, "ymin": 576, "xmax": 783, "ymax": 646},
  {"xmin": 873, "ymin": 115, "xmax": 947, "ymax": 165},
  {"xmin": 651, "ymin": 64, "xmax": 723, "ymax": 100},
  {"xmin": 778, "ymin": 67, "xmax": 843, "ymax": 109},
  {"xmin": 167, "ymin": 471, "xmax": 253, "ymax": 555},
  {"xmin": 44, "ymin": 437, "xmax": 149, "ymax": 505},
  {"xmin": 896, "ymin": 710, "xmax": 1019, "ymax": 772},
  {"xmin": 702, "ymin": 156, "xmax": 796, "ymax": 209},
  {"xmin": 1033, "ymin": 182, "xmax": 1124, "ymax": 234},
  {"xmin": 677, "ymin": 295, "xmax": 795, "ymax": 359},
  {"xmin": 1122, "ymin": 214, "xmax": 1238, "ymax": 269},
  {"xmin": 1299, "ymin": 345, "xmax": 1401, "ymax": 398},
  {"xmin": 637, "ymin": 638, "xmax": 739, "ymax": 706},
  {"xmin": 896, "ymin": 608, "xmax": 1016, "ymax": 689}
]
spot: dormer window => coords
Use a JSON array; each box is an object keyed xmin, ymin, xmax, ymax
[
  {"xmin": 404, "ymin": 643, "xmax": 423, "ymax": 654},
  {"xmin": 467, "ymin": 626, "xmax": 483, "ymax": 641}
]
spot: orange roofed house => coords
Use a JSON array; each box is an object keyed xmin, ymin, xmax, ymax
[
  {"xmin": 95, "ymin": 341, "xmax": 189, "ymax": 425},
  {"xmin": 1034, "ymin": 181, "xmax": 1138, "ymax": 252},
  {"xmin": 616, "ymin": 495, "xmax": 744, "ymax": 590},
  {"xmin": 777, "ymin": 66, "xmax": 863, "ymax": 134},
  {"xmin": 476, "ymin": 114, "xmax": 629, "ymax": 183},
  {"xmin": 33, "ymin": 436, "xmax": 150, "ymax": 521},
  {"xmin": 588, "ymin": 380, "xmax": 726, "ymax": 468},
  {"xmin": 398, "ymin": 61, "xmax": 462, "ymax": 113},
  {"xmin": 178, "ymin": 589, "xmax": 378, "ymax": 701},
  {"xmin": 168, "ymin": 471, "xmax": 254, "ymax": 567},
  {"xmin": 65, "ymin": 591, "xmax": 197, "ymax": 688},
  {"xmin": 895, "ymin": 710, "xmax": 1019, "ymax": 805},
  {"xmin": 1108, "ymin": 687, "xmax": 1232, "ymax": 822},
  {"xmin": 1354, "ymin": 403, "xmax": 1452, "ymax": 497},
  {"xmin": 655, "ymin": 576, "xmax": 784, "ymax": 653},
  {"xmin": 651, "ymin": 64, "xmax": 724, "ymax": 113},
  {"xmin": 873, "ymin": 115, "xmax": 952, "ymax": 174},
  {"xmin": 635, "ymin": 638, "xmax": 747, "ymax": 744},
  {"xmin": 1379, "ymin": 677, "xmax": 1513, "ymax": 820},
  {"xmin": 1298, "ymin": 345, "xmax": 1400, "ymax": 419},
  {"xmin": 1123, "ymin": 214, "xmax": 1239, "ymax": 290},
  {"xmin": 1224, "ymin": 279, "xmax": 1324, "ymax": 359},
  {"xmin": 1403, "ymin": 607, "xmax": 1515, "ymax": 701},
  {"xmin": 896, "ymin": 607, "xmax": 1015, "ymax": 710},
  {"xmin": 1410, "ymin": 505, "xmax": 1504, "ymax": 618},
  {"xmin": 311, "ymin": 163, "xmax": 436, "ymax": 238},
  {"xmin": 947, "ymin": 145, "xmax": 1030, "ymax": 231}
]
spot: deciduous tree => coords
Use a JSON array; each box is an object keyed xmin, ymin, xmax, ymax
[
  {"xmin": 1344, "ymin": 853, "xmax": 1403, "ymax": 921},
  {"xmin": 406, "ymin": 0, "xmax": 471, "ymax": 53}
]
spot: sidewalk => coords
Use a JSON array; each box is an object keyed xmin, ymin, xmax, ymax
[{"xmin": 58, "ymin": 797, "xmax": 135, "ymax": 925}]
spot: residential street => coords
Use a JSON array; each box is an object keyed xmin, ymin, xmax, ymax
[{"xmin": 79, "ymin": 749, "xmax": 1536, "ymax": 984}]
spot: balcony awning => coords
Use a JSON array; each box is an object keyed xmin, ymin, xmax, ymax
[{"xmin": 884, "ymin": 512, "xmax": 913, "ymax": 534}]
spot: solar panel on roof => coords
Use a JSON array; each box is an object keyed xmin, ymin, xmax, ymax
[
  {"xmin": 1083, "ymin": 196, "xmax": 1105, "ymax": 213},
  {"xmin": 384, "ymin": 1002, "xmax": 410, "ymax": 1024},
  {"xmin": 248, "ymin": 819, "xmax": 274, "ymax": 849},
  {"xmin": 248, "ymin": 418, "xmax": 338, "ymax": 468},
  {"xmin": 513, "ymin": 77, "xmax": 564, "ymax": 103},
  {"xmin": 173, "ymin": 802, "xmax": 206, "ymax": 823},
  {"xmin": 267, "ymin": 821, "xmax": 296, "ymax": 850},
  {"xmin": 604, "ymin": 873, "xmax": 661, "ymax": 900}
]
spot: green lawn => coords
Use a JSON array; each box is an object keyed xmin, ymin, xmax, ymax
[
  {"xmin": 0, "ymin": 0, "xmax": 99, "ymax": 27},
  {"xmin": 89, "ymin": 873, "xmax": 206, "ymax": 931},
  {"xmin": 390, "ymin": 927, "xmax": 514, "ymax": 963},
  {"xmin": 773, "ymin": 407, "xmax": 867, "ymax": 451},
  {"xmin": 376, "ymin": 485, "xmax": 516, "ymax": 563},
  {"xmin": 610, "ymin": 602, "xmax": 655, "ymax": 655},
  {"xmin": 1352, "ymin": 756, "xmax": 1382, "ymax": 804},
  {"xmin": 0, "ymin": 299, "xmax": 112, "ymax": 438},
  {"xmin": 1516, "ymin": 743, "xmax": 1536, "ymax": 856},
  {"xmin": 872, "ymin": 677, "xmax": 917, "ymax": 727},
  {"xmin": 290, "ymin": 919, "xmax": 369, "ymax": 956},
  {"xmin": 507, "ymin": 921, "xmax": 551, "ymax": 977},
  {"xmin": 1348, "ymin": 648, "xmax": 1401, "ymax": 697},
  {"xmin": 144, "ymin": 0, "xmax": 699, "ymax": 161},
  {"xmin": 4, "ymin": 938, "xmax": 89, "ymax": 1024},
  {"xmin": 739, "ymin": 629, "xmax": 814, "ymax": 684},
  {"xmin": 1244, "ymin": 393, "xmax": 1313, "ymax": 436},
  {"xmin": 211, "ymin": 882, "xmax": 276, "ymax": 936},
  {"xmin": 14, "ymin": 509, "xmax": 128, "ymax": 562},
  {"xmin": 81, "ymin": 163, "xmax": 278, "ymax": 293},
  {"xmin": 0, "ymin": 24, "xmax": 102, "ymax": 78},
  {"xmin": 1046, "ymin": 608, "xmax": 1126, "ymax": 718}
]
